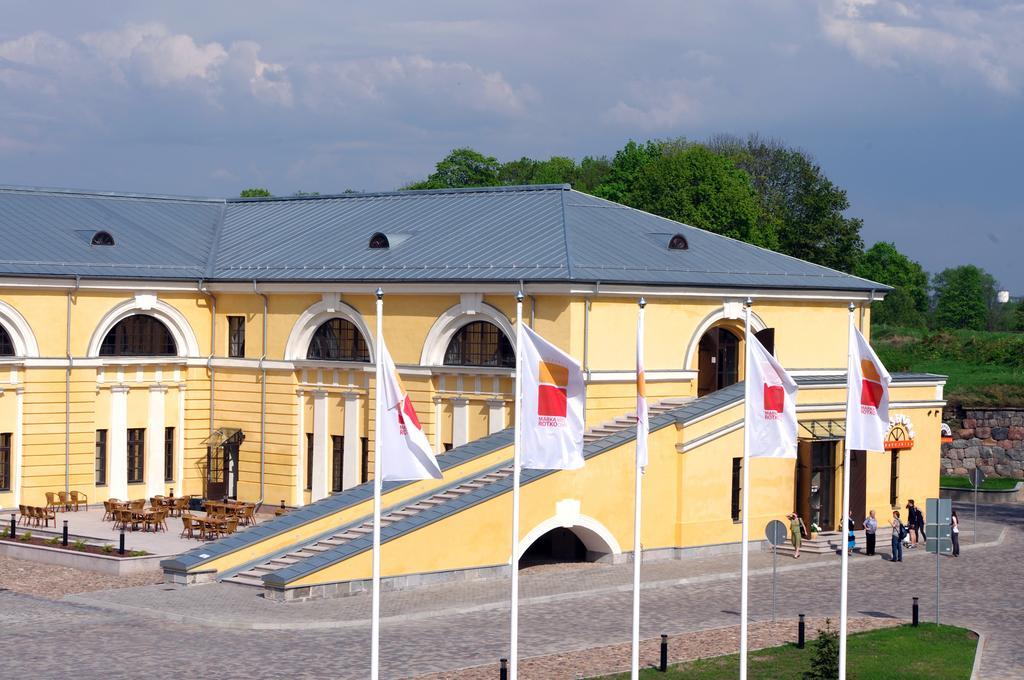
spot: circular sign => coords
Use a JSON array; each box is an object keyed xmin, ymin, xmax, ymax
[
  {"xmin": 971, "ymin": 468, "xmax": 986, "ymax": 488},
  {"xmin": 765, "ymin": 519, "xmax": 788, "ymax": 546}
]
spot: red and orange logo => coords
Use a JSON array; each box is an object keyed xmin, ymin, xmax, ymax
[
  {"xmin": 392, "ymin": 368, "xmax": 422, "ymax": 435},
  {"xmin": 761, "ymin": 362, "xmax": 785, "ymax": 421},
  {"xmin": 860, "ymin": 359, "xmax": 883, "ymax": 415},
  {"xmin": 537, "ymin": 360, "xmax": 569, "ymax": 424}
]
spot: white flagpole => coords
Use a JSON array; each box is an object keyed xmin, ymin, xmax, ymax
[
  {"xmin": 631, "ymin": 297, "xmax": 646, "ymax": 680},
  {"xmin": 739, "ymin": 297, "xmax": 753, "ymax": 680},
  {"xmin": 371, "ymin": 287, "xmax": 384, "ymax": 680},
  {"xmin": 510, "ymin": 290, "xmax": 524, "ymax": 680},
  {"xmin": 839, "ymin": 302, "xmax": 855, "ymax": 680}
]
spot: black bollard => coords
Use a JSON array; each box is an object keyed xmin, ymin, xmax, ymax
[
  {"xmin": 659, "ymin": 634, "xmax": 668, "ymax": 672},
  {"xmin": 798, "ymin": 614, "xmax": 806, "ymax": 649},
  {"xmin": 119, "ymin": 530, "xmax": 126, "ymax": 555},
  {"xmin": 912, "ymin": 597, "xmax": 919, "ymax": 627},
  {"xmin": 62, "ymin": 520, "xmax": 68, "ymax": 547},
  {"xmin": 499, "ymin": 657, "xmax": 508, "ymax": 680},
  {"xmin": 9, "ymin": 512, "xmax": 15, "ymax": 540}
]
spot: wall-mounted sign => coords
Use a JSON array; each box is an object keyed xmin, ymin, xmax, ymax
[
  {"xmin": 885, "ymin": 414, "xmax": 915, "ymax": 450},
  {"xmin": 940, "ymin": 422, "xmax": 953, "ymax": 444}
]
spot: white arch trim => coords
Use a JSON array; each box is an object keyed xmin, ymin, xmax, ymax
[
  {"xmin": 87, "ymin": 296, "xmax": 201, "ymax": 358},
  {"xmin": 0, "ymin": 300, "xmax": 39, "ymax": 357},
  {"xmin": 420, "ymin": 299, "xmax": 516, "ymax": 366},
  {"xmin": 683, "ymin": 305, "xmax": 767, "ymax": 370},
  {"xmin": 514, "ymin": 511, "xmax": 621, "ymax": 561},
  {"xmin": 284, "ymin": 297, "xmax": 375, "ymax": 362}
]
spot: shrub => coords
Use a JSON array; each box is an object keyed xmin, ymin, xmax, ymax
[
  {"xmin": 18, "ymin": 531, "xmax": 32, "ymax": 542},
  {"xmin": 129, "ymin": 550, "xmax": 148, "ymax": 557},
  {"xmin": 0, "ymin": 527, "xmax": 8, "ymax": 538},
  {"xmin": 101, "ymin": 544, "xmax": 115, "ymax": 554},
  {"xmin": 46, "ymin": 536, "xmax": 61, "ymax": 545},
  {"xmin": 804, "ymin": 618, "xmax": 839, "ymax": 680},
  {"xmin": 72, "ymin": 539, "xmax": 88, "ymax": 551}
]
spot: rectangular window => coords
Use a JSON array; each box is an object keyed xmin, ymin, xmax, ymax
[
  {"xmin": 305, "ymin": 433, "xmax": 314, "ymax": 491},
  {"xmin": 0, "ymin": 433, "xmax": 11, "ymax": 491},
  {"xmin": 95, "ymin": 429, "xmax": 107, "ymax": 486},
  {"xmin": 164, "ymin": 427, "xmax": 175, "ymax": 482},
  {"xmin": 332, "ymin": 435, "xmax": 344, "ymax": 493},
  {"xmin": 127, "ymin": 428, "xmax": 145, "ymax": 484},
  {"xmin": 731, "ymin": 457, "xmax": 742, "ymax": 522},
  {"xmin": 360, "ymin": 437, "xmax": 369, "ymax": 484},
  {"xmin": 889, "ymin": 450, "xmax": 899, "ymax": 508},
  {"xmin": 228, "ymin": 316, "xmax": 246, "ymax": 358}
]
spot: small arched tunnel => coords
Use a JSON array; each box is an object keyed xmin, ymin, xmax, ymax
[{"xmin": 519, "ymin": 525, "xmax": 614, "ymax": 568}]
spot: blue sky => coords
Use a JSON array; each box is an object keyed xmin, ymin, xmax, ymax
[{"xmin": 1, "ymin": 1, "xmax": 1021, "ymax": 290}]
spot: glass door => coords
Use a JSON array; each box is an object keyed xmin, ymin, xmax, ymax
[{"xmin": 809, "ymin": 441, "xmax": 836, "ymax": 531}]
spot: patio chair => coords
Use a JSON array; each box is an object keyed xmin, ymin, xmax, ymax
[
  {"xmin": 180, "ymin": 515, "xmax": 198, "ymax": 539},
  {"xmin": 128, "ymin": 499, "xmax": 145, "ymax": 511},
  {"xmin": 17, "ymin": 505, "xmax": 29, "ymax": 525},
  {"xmin": 173, "ymin": 497, "xmax": 189, "ymax": 517},
  {"xmin": 102, "ymin": 500, "xmax": 113, "ymax": 521},
  {"xmin": 38, "ymin": 505, "xmax": 56, "ymax": 528},
  {"xmin": 223, "ymin": 516, "xmax": 239, "ymax": 535},
  {"xmin": 69, "ymin": 490, "xmax": 88, "ymax": 511},
  {"xmin": 239, "ymin": 504, "xmax": 257, "ymax": 526},
  {"xmin": 45, "ymin": 492, "xmax": 61, "ymax": 514},
  {"xmin": 145, "ymin": 508, "xmax": 168, "ymax": 533},
  {"xmin": 57, "ymin": 491, "xmax": 72, "ymax": 511}
]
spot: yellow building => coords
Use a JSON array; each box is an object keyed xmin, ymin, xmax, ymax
[{"xmin": 0, "ymin": 184, "xmax": 943, "ymax": 597}]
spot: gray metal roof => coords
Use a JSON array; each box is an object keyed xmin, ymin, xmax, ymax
[{"xmin": 0, "ymin": 184, "xmax": 886, "ymax": 291}]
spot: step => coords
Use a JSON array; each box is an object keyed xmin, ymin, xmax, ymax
[{"xmin": 225, "ymin": 573, "xmax": 265, "ymax": 587}]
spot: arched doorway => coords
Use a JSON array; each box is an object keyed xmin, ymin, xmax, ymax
[
  {"xmin": 697, "ymin": 326, "xmax": 741, "ymax": 396},
  {"xmin": 520, "ymin": 527, "xmax": 589, "ymax": 566}
]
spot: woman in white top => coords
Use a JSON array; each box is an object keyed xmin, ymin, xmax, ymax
[{"xmin": 951, "ymin": 510, "xmax": 960, "ymax": 557}]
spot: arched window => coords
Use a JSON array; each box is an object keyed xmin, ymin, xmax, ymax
[
  {"xmin": 368, "ymin": 232, "xmax": 389, "ymax": 249},
  {"xmin": 696, "ymin": 326, "xmax": 740, "ymax": 397},
  {"xmin": 91, "ymin": 231, "xmax": 115, "ymax": 246},
  {"xmin": 668, "ymin": 233, "xmax": 688, "ymax": 250},
  {"xmin": 307, "ymin": 318, "xmax": 370, "ymax": 362},
  {"xmin": 444, "ymin": 321, "xmax": 515, "ymax": 368},
  {"xmin": 0, "ymin": 325, "xmax": 14, "ymax": 356},
  {"xmin": 99, "ymin": 315, "xmax": 177, "ymax": 356}
]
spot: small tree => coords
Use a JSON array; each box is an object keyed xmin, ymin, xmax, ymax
[
  {"xmin": 932, "ymin": 265, "xmax": 997, "ymax": 330},
  {"xmin": 239, "ymin": 187, "xmax": 271, "ymax": 198},
  {"xmin": 803, "ymin": 619, "xmax": 839, "ymax": 680}
]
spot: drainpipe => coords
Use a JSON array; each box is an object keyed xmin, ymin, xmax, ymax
[
  {"xmin": 64, "ymin": 275, "xmax": 79, "ymax": 494},
  {"xmin": 583, "ymin": 296, "xmax": 591, "ymax": 380},
  {"xmin": 197, "ymin": 281, "xmax": 216, "ymax": 443},
  {"xmin": 253, "ymin": 280, "xmax": 269, "ymax": 507}
]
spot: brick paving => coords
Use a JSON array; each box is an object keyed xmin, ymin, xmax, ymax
[
  {"xmin": 0, "ymin": 555, "xmax": 162, "ymax": 599},
  {"xmin": 0, "ymin": 502, "xmax": 1019, "ymax": 679}
]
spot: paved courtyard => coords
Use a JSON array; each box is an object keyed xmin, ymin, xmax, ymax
[{"xmin": 1, "ymin": 501, "xmax": 1020, "ymax": 679}]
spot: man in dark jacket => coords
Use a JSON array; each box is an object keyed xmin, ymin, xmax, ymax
[{"xmin": 906, "ymin": 499, "xmax": 926, "ymax": 548}]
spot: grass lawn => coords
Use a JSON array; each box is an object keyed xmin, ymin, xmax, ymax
[
  {"xmin": 940, "ymin": 475, "xmax": 1019, "ymax": 490},
  {"xmin": 603, "ymin": 624, "xmax": 977, "ymax": 679}
]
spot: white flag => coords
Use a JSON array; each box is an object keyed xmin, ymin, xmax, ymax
[
  {"xmin": 745, "ymin": 334, "xmax": 798, "ymax": 458},
  {"xmin": 378, "ymin": 339, "xmax": 442, "ymax": 481},
  {"xmin": 636, "ymin": 311, "xmax": 648, "ymax": 468},
  {"xmin": 518, "ymin": 324, "xmax": 586, "ymax": 470},
  {"xmin": 845, "ymin": 325, "xmax": 891, "ymax": 452}
]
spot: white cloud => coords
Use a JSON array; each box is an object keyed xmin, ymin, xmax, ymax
[
  {"xmin": 604, "ymin": 80, "xmax": 709, "ymax": 130},
  {"xmin": 821, "ymin": 0, "xmax": 1024, "ymax": 94}
]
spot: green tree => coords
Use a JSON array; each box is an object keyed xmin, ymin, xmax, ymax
[
  {"xmin": 574, "ymin": 155, "xmax": 613, "ymax": 193},
  {"xmin": 498, "ymin": 157, "xmax": 539, "ymax": 185},
  {"xmin": 932, "ymin": 265, "xmax": 998, "ymax": 330},
  {"xmin": 406, "ymin": 148, "xmax": 501, "ymax": 189},
  {"xmin": 625, "ymin": 144, "xmax": 773, "ymax": 247},
  {"xmin": 592, "ymin": 139, "xmax": 662, "ymax": 203},
  {"xmin": 240, "ymin": 188, "xmax": 271, "ymax": 197},
  {"xmin": 803, "ymin": 619, "xmax": 839, "ymax": 680},
  {"xmin": 710, "ymin": 135, "xmax": 864, "ymax": 272},
  {"xmin": 532, "ymin": 156, "xmax": 578, "ymax": 185},
  {"xmin": 855, "ymin": 242, "xmax": 929, "ymax": 326}
]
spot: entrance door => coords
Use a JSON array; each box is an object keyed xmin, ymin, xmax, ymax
[
  {"xmin": 697, "ymin": 327, "xmax": 740, "ymax": 397},
  {"xmin": 206, "ymin": 446, "xmax": 226, "ymax": 500},
  {"xmin": 849, "ymin": 448, "xmax": 867, "ymax": 528},
  {"xmin": 224, "ymin": 442, "xmax": 239, "ymax": 499},
  {"xmin": 810, "ymin": 441, "xmax": 837, "ymax": 531}
]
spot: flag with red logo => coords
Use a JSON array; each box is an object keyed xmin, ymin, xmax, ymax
[
  {"xmin": 378, "ymin": 338, "xmax": 443, "ymax": 481},
  {"xmin": 844, "ymin": 325, "xmax": 891, "ymax": 453},
  {"xmin": 745, "ymin": 333, "xmax": 798, "ymax": 458},
  {"xmin": 518, "ymin": 324, "xmax": 586, "ymax": 470},
  {"xmin": 636, "ymin": 310, "xmax": 648, "ymax": 468}
]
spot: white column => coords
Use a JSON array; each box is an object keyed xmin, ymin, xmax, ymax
[
  {"xmin": 311, "ymin": 389, "xmax": 329, "ymax": 501},
  {"xmin": 342, "ymin": 392, "xmax": 361, "ymax": 490},
  {"xmin": 433, "ymin": 397, "xmax": 443, "ymax": 454},
  {"xmin": 175, "ymin": 384, "xmax": 185, "ymax": 496},
  {"xmin": 108, "ymin": 385, "xmax": 129, "ymax": 500},
  {"xmin": 451, "ymin": 397, "xmax": 469, "ymax": 448},
  {"xmin": 487, "ymin": 399, "xmax": 506, "ymax": 434},
  {"xmin": 13, "ymin": 387, "xmax": 24, "ymax": 505},
  {"xmin": 294, "ymin": 389, "xmax": 305, "ymax": 507},
  {"xmin": 145, "ymin": 385, "xmax": 167, "ymax": 498}
]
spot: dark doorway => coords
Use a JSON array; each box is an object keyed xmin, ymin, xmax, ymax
[
  {"xmin": 849, "ymin": 449, "xmax": 867, "ymax": 528},
  {"xmin": 697, "ymin": 327, "xmax": 741, "ymax": 397},
  {"xmin": 520, "ymin": 528, "xmax": 587, "ymax": 567},
  {"xmin": 799, "ymin": 440, "xmax": 838, "ymax": 531},
  {"xmin": 206, "ymin": 442, "xmax": 240, "ymax": 500}
]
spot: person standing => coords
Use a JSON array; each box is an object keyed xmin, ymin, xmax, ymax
[
  {"xmin": 951, "ymin": 509, "xmax": 960, "ymax": 557},
  {"xmin": 788, "ymin": 512, "xmax": 805, "ymax": 559},
  {"xmin": 906, "ymin": 499, "xmax": 926, "ymax": 548},
  {"xmin": 863, "ymin": 509, "xmax": 878, "ymax": 556},
  {"xmin": 890, "ymin": 510, "xmax": 903, "ymax": 562},
  {"xmin": 846, "ymin": 511, "xmax": 856, "ymax": 555}
]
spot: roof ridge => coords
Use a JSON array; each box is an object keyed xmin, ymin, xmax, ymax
[
  {"xmin": 227, "ymin": 184, "xmax": 572, "ymax": 203},
  {"xmin": 0, "ymin": 184, "xmax": 224, "ymax": 204}
]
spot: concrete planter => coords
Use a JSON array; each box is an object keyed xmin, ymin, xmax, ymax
[
  {"xmin": 0, "ymin": 540, "xmax": 164, "ymax": 575},
  {"xmin": 940, "ymin": 482, "xmax": 1024, "ymax": 504}
]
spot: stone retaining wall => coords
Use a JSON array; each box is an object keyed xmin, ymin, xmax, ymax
[{"xmin": 942, "ymin": 408, "xmax": 1024, "ymax": 479}]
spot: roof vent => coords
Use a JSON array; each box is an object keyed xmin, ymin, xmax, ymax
[
  {"xmin": 91, "ymin": 230, "xmax": 115, "ymax": 246},
  {"xmin": 368, "ymin": 232, "xmax": 390, "ymax": 249},
  {"xmin": 668, "ymin": 234, "xmax": 688, "ymax": 251}
]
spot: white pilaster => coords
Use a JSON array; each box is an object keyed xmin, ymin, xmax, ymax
[
  {"xmin": 295, "ymin": 389, "xmax": 305, "ymax": 507},
  {"xmin": 13, "ymin": 387, "xmax": 24, "ymax": 505},
  {"xmin": 487, "ymin": 399, "xmax": 506, "ymax": 434},
  {"xmin": 433, "ymin": 396, "xmax": 442, "ymax": 454},
  {"xmin": 342, "ymin": 392, "xmax": 360, "ymax": 490},
  {"xmin": 451, "ymin": 397, "xmax": 469, "ymax": 448},
  {"xmin": 311, "ymin": 390, "xmax": 328, "ymax": 501},
  {"xmin": 145, "ymin": 385, "xmax": 167, "ymax": 498},
  {"xmin": 175, "ymin": 383, "xmax": 186, "ymax": 496},
  {"xmin": 108, "ymin": 385, "xmax": 130, "ymax": 500}
]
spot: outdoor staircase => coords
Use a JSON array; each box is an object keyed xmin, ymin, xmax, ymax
[
  {"xmin": 773, "ymin": 527, "xmax": 895, "ymax": 556},
  {"xmin": 223, "ymin": 397, "xmax": 692, "ymax": 590}
]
